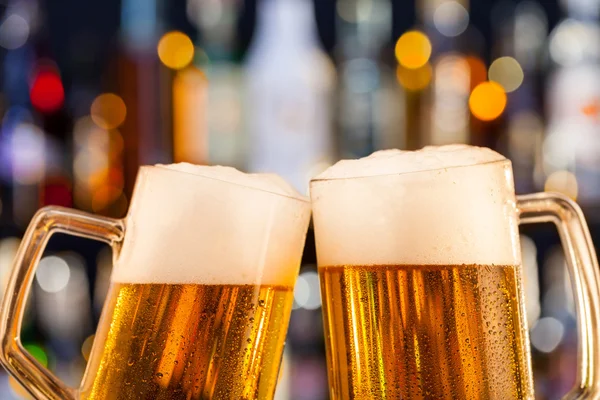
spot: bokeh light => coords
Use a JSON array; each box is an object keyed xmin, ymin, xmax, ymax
[
  {"xmin": 488, "ymin": 57, "xmax": 524, "ymax": 93},
  {"xmin": 157, "ymin": 31, "xmax": 194, "ymax": 70},
  {"xmin": 173, "ymin": 66, "xmax": 208, "ymax": 164},
  {"xmin": 530, "ymin": 317, "xmax": 565, "ymax": 353},
  {"xmin": 36, "ymin": 255, "xmax": 70, "ymax": 293},
  {"xmin": 90, "ymin": 93, "xmax": 127, "ymax": 129},
  {"xmin": 433, "ymin": 1, "xmax": 469, "ymax": 37},
  {"xmin": 520, "ymin": 235, "xmax": 541, "ymax": 327},
  {"xmin": 24, "ymin": 344, "xmax": 48, "ymax": 367},
  {"xmin": 514, "ymin": 1, "xmax": 547, "ymax": 68},
  {"xmin": 81, "ymin": 334, "xmax": 95, "ymax": 361},
  {"xmin": 431, "ymin": 55, "xmax": 470, "ymax": 144},
  {"xmin": 30, "ymin": 70, "xmax": 64, "ymax": 113},
  {"xmin": 92, "ymin": 186, "xmax": 128, "ymax": 215},
  {"xmin": 9, "ymin": 376, "xmax": 33, "ymax": 399},
  {"xmin": 549, "ymin": 19, "xmax": 599, "ymax": 66},
  {"xmin": 468, "ymin": 81, "xmax": 507, "ymax": 121},
  {"xmin": 293, "ymin": 271, "xmax": 321, "ymax": 310},
  {"xmin": 396, "ymin": 63, "xmax": 432, "ymax": 91},
  {"xmin": 466, "ymin": 56, "xmax": 487, "ymax": 90},
  {"xmin": 544, "ymin": 170, "xmax": 578, "ymax": 200},
  {"xmin": 395, "ymin": 31, "xmax": 432, "ymax": 69},
  {"xmin": 581, "ymin": 98, "xmax": 600, "ymax": 118},
  {"xmin": 342, "ymin": 58, "xmax": 380, "ymax": 94},
  {"xmin": 11, "ymin": 123, "xmax": 45, "ymax": 185},
  {"xmin": 0, "ymin": 14, "xmax": 29, "ymax": 50},
  {"xmin": 42, "ymin": 178, "xmax": 73, "ymax": 208},
  {"xmin": 336, "ymin": 0, "xmax": 373, "ymax": 23}
]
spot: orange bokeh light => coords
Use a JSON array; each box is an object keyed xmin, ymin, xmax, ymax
[
  {"xmin": 395, "ymin": 31, "xmax": 432, "ymax": 69},
  {"xmin": 396, "ymin": 63, "xmax": 432, "ymax": 91},
  {"xmin": 158, "ymin": 31, "xmax": 194, "ymax": 70},
  {"xmin": 469, "ymin": 81, "xmax": 507, "ymax": 121},
  {"xmin": 466, "ymin": 56, "xmax": 487, "ymax": 90},
  {"xmin": 91, "ymin": 93, "xmax": 127, "ymax": 129}
]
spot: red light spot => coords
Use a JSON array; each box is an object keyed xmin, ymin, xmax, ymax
[
  {"xmin": 582, "ymin": 98, "xmax": 600, "ymax": 120},
  {"xmin": 30, "ymin": 71, "xmax": 64, "ymax": 113},
  {"xmin": 41, "ymin": 179, "xmax": 72, "ymax": 207}
]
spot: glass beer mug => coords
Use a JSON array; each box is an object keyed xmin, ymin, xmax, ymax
[
  {"xmin": 0, "ymin": 164, "xmax": 311, "ymax": 400},
  {"xmin": 310, "ymin": 145, "xmax": 600, "ymax": 399}
]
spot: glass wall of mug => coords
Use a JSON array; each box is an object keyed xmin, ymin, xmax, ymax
[
  {"xmin": 310, "ymin": 146, "xmax": 600, "ymax": 400},
  {"xmin": 0, "ymin": 165, "xmax": 311, "ymax": 400}
]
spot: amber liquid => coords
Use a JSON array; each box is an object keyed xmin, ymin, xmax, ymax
[
  {"xmin": 80, "ymin": 283, "xmax": 294, "ymax": 400},
  {"xmin": 320, "ymin": 264, "xmax": 534, "ymax": 400}
]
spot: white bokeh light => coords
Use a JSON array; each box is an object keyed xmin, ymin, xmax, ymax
[
  {"xmin": 0, "ymin": 14, "xmax": 29, "ymax": 50},
  {"xmin": 433, "ymin": 1, "xmax": 469, "ymax": 38},
  {"xmin": 530, "ymin": 317, "xmax": 565, "ymax": 353},
  {"xmin": 549, "ymin": 19, "xmax": 600, "ymax": 66},
  {"xmin": 293, "ymin": 271, "xmax": 322, "ymax": 310},
  {"xmin": 36, "ymin": 256, "xmax": 70, "ymax": 293}
]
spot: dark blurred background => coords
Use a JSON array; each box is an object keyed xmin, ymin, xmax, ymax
[{"xmin": 0, "ymin": 0, "xmax": 594, "ymax": 398}]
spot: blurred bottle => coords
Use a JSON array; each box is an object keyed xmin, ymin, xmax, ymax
[
  {"xmin": 190, "ymin": 0, "xmax": 246, "ymax": 168},
  {"xmin": 245, "ymin": 0, "xmax": 335, "ymax": 194},
  {"xmin": 119, "ymin": 0, "xmax": 171, "ymax": 195},
  {"xmin": 491, "ymin": 1, "xmax": 546, "ymax": 194},
  {"xmin": 337, "ymin": 0, "xmax": 402, "ymax": 156},
  {"xmin": 543, "ymin": 0, "xmax": 600, "ymax": 208},
  {"xmin": 418, "ymin": 0, "xmax": 480, "ymax": 147}
]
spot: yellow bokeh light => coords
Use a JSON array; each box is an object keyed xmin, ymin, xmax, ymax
[
  {"xmin": 9, "ymin": 376, "xmax": 33, "ymax": 399},
  {"xmin": 157, "ymin": 31, "xmax": 194, "ymax": 70},
  {"xmin": 545, "ymin": 170, "xmax": 578, "ymax": 201},
  {"xmin": 91, "ymin": 93, "xmax": 127, "ymax": 130},
  {"xmin": 92, "ymin": 186, "xmax": 123, "ymax": 212},
  {"xmin": 82, "ymin": 334, "xmax": 95, "ymax": 361},
  {"xmin": 395, "ymin": 31, "xmax": 432, "ymax": 69},
  {"xmin": 396, "ymin": 63, "xmax": 432, "ymax": 91},
  {"xmin": 469, "ymin": 81, "xmax": 507, "ymax": 121},
  {"xmin": 488, "ymin": 56, "xmax": 524, "ymax": 93}
]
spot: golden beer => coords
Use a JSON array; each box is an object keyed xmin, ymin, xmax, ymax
[
  {"xmin": 81, "ymin": 282, "xmax": 293, "ymax": 400},
  {"xmin": 320, "ymin": 264, "xmax": 531, "ymax": 399}
]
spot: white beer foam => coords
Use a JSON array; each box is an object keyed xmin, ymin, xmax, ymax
[
  {"xmin": 314, "ymin": 144, "xmax": 505, "ymax": 180},
  {"xmin": 163, "ymin": 163, "xmax": 302, "ymax": 198},
  {"xmin": 311, "ymin": 145, "xmax": 521, "ymax": 267},
  {"xmin": 112, "ymin": 163, "xmax": 311, "ymax": 285}
]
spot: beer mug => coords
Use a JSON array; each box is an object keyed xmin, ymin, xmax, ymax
[
  {"xmin": 0, "ymin": 164, "xmax": 311, "ymax": 400},
  {"xmin": 310, "ymin": 145, "xmax": 600, "ymax": 399}
]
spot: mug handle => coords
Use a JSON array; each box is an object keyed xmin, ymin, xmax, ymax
[
  {"xmin": 518, "ymin": 192, "xmax": 600, "ymax": 399},
  {"xmin": 0, "ymin": 206, "xmax": 124, "ymax": 400}
]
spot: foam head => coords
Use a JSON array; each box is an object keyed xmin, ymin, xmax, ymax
[
  {"xmin": 310, "ymin": 145, "xmax": 521, "ymax": 267},
  {"xmin": 112, "ymin": 164, "xmax": 311, "ymax": 285}
]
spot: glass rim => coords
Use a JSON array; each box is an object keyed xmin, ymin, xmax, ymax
[
  {"xmin": 309, "ymin": 158, "xmax": 512, "ymax": 184},
  {"xmin": 140, "ymin": 165, "xmax": 310, "ymax": 203}
]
